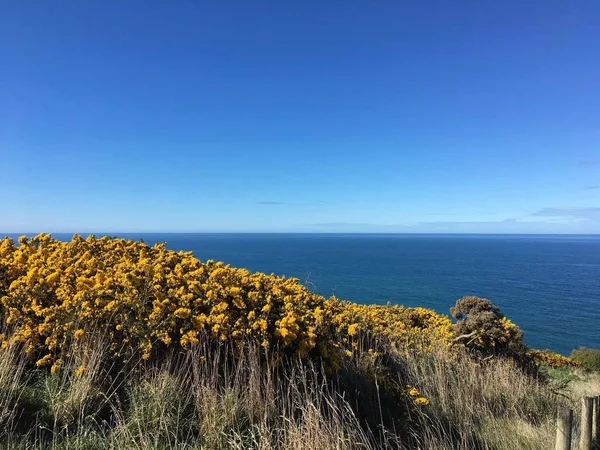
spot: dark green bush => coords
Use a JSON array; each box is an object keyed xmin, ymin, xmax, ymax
[{"xmin": 570, "ymin": 347, "xmax": 600, "ymax": 372}]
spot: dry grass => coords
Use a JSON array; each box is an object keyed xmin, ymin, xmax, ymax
[
  {"xmin": 567, "ymin": 370, "xmax": 600, "ymax": 401},
  {"xmin": 394, "ymin": 346, "xmax": 570, "ymax": 450},
  {"xmin": 51, "ymin": 337, "xmax": 390, "ymax": 450},
  {"xmin": 44, "ymin": 334, "xmax": 106, "ymax": 428},
  {"xmin": 0, "ymin": 337, "xmax": 26, "ymax": 437},
  {"xmin": 1, "ymin": 331, "xmax": 597, "ymax": 449},
  {"xmin": 554, "ymin": 370, "xmax": 600, "ymax": 449}
]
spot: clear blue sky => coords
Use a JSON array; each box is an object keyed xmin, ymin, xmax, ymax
[{"xmin": 1, "ymin": 1, "xmax": 599, "ymax": 233}]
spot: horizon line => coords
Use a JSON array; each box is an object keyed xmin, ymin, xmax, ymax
[{"xmin": 3, "ymin": 231, "xmax": 600, "ymax": 236}]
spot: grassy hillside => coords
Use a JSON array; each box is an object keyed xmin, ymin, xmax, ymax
[{"xmin": 0, "ymin": 234, "xmax": 596, "ymax": 449}]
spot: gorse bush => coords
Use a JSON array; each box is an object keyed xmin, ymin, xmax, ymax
[
  {"xmin": 527, "ymin": 349, "xmax": 578, "ymax": 369},
  {"xmin": 570, "ymin": 347, "xmax": 600, "ymax": 372},
  {"xmin": 0, "ymin": 234, "xmax": 325, "ymax": 365},
  {"xmin": 0, "ymin": 234, "xmax": 454, "ymax": 371},
  {"xmin": 327, "ymin": 300, "xmax": 454, "ymax": 355},
  {"xmin": 451, "ymin": 296, "xmax": 526, "ymax": 357}
]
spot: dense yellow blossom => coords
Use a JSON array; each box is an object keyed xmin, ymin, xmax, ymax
[
  {"xmin": 413, "ymin": 397, "xmax": 429, "ymax": 406},
  {"xmin": 528, "ymin": 349, "xmax": 578, "ymax": 368},
  {"xmin": 325, "ymin": 299, "xmax": 454, "ymax": 354},
  {"xmin": 347, "ymin": 323, "xmax": 359, "ymax": 336},
  {"xmin": 73, "ymin": 329, "xmax": 85, "ymax": 339},
  {"xmin": 0, "ymin": 234, "xmax": 458, "ymax": 367}
]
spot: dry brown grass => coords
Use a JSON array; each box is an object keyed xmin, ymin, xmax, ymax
[
  {"xmin": 87, "ymin": 338, "xmax": 389, "ymax": 450},
  {"xmin": 0, "ymin": 336, "xmax": 26, "ymax": 437},
  {"xmin": 567, "ymin": 370, "xmax": 600, "ymax": 402},
  {"xmin": 1, "ymin": 331, "xmax": 597, "ymax": 449},
  {"xmin": 395, "ymin": 346, "xmax": 570, "ymax": 450}
]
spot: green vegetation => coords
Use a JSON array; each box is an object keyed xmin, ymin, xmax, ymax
[{"xmin": 570, "ymin": 347, "xmax": 600, "ymax": 372}]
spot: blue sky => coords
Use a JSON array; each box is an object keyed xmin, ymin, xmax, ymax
[{"xmin": 1, "ymin": 1, "xmax": 599, "ymax": 233}]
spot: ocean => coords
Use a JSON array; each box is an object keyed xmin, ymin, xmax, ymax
[{"xmin": 5, "ymin": 233, "xmax": 600, "ymax": 355}]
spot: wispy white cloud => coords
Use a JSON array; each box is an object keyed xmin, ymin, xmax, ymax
[
  {"xmin": 305, "ymin": 219, "xmax": 551, "ymax": 233},
  {"xmin": 303, "ymin": 212, "xmax": 600, "ymax": 233},
  {"xmin": 531, "ymin": 207, "xmax": 600, "ymax": 221},
  {"xmin": 307, "ymin": 222, "xmax": 385, "ymax": 229}
]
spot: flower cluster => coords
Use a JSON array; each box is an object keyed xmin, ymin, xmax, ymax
[
  {"xmin": 0, "ymin": 234, "xmax": 457, "ymax": 369},
  {"xmin": 528, "ymin": 349, "xmax": 578, "ymax": 369},
  {"xmin": 325, "ymin": 299, "xmax": 454, "ymax": 354},
  {"xmin": 405, "ymin": 384, "xmax": 429, "ymax": 406}
]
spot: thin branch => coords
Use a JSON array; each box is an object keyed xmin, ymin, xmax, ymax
[{"xmin": 452, "ymin": 331, "xmax": 477, "ymax": 342}]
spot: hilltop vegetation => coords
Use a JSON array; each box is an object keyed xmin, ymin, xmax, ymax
[
  {"xmin": 0, "ymin": 234, "xmax": 594, "ymax": 449},
  {"xmin": 0, "ymin": 234, "xmax": 458, "ymax": 367},
  {"xmin": 570, "ymin": 347, "xmax": 600, "ymax": 372}
]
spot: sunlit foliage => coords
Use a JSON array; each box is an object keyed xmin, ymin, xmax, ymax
[
  {"xmin": 528, "ymin": 349, "xmax": 578, "ymax": 369},
  {"xmin": 570, "ymin": 347, "xmax": 600, "ymax": 372},
  {"xmin": 451, "ymin": 295, "xmax": 526, "ymax": 357},
  {"xmin": 0, "ymin": 234, "xmax": 455, "ymax": 370}
]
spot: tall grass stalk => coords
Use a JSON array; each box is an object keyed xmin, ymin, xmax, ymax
[{"xmin": 2, "ymin": 333, "xmax": 595, "ymax": 449}]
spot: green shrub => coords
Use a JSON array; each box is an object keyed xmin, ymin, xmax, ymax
[{"xmin": 570, "ymin": 347, "xmax": 600, "ymax": 372}]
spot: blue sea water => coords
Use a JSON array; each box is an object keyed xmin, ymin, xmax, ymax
[{"xmin": 5, "ymin": 233, "xmax": 600, "ymax": 355}]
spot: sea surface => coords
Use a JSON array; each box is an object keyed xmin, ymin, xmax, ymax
[{"xmin": 5, "ymin": 233, "xmax": 600, "ymax": 355}]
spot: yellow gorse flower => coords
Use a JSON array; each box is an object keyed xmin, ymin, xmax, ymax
[
  {"xmin": 413, "ymin": 397, "xmax": 429, "ymax": 406},
  {"xmin": 347, "ymin": 323, "xmax": 359, "ymax": 336},
  {"xmin": 528, "ymin": 349, "xmax": 578, "ymax": 368},
  {"xmin": 0, "ymin": 234, "xmax": 459, "ymax": 368},
  {"xmin": 73, "ymin": 329, "xmax": 85, "ymax": 339}
]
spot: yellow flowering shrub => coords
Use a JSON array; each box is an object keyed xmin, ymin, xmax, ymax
[
  {"xmin": 325, "ymin": 299, "xmax": 454, "ymax": 353},
  {"xmin": 528, "ymin": 349, "xmax": 578, "ymax": 368},
  {"xmin": 451, "ymin": 296, "xmax": 527, "ymax": 357},
  {"xmin": 0, "ymin": 234, "xmax": 457, "ymax": 368}
]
